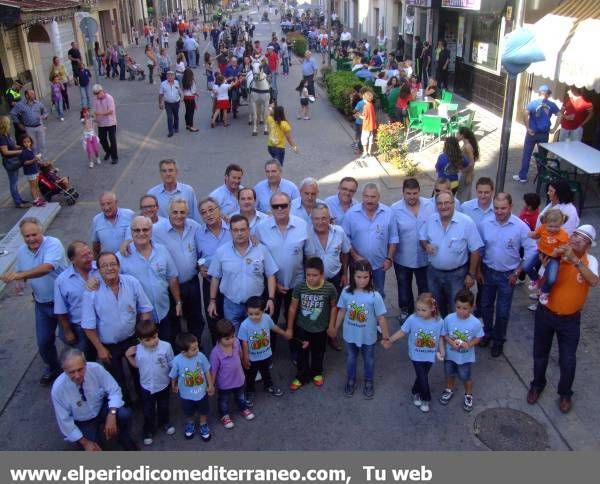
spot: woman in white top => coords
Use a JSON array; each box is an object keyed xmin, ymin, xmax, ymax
[
  {"xmin": 181, "ymin": 68, "xmax": 199, "ymax": 132},
  {"xmin": 536, "ymin": 178, "xmax": 580, "ymax": 235},
  {"xmin": 175, "ymin": 52, "xmax": 186, "ymax": 83},
  {"xmin": 211, "ymin": 74, "xmax": 232, "ymax": 128}
]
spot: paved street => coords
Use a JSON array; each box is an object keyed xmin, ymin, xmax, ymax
[{"xmin": 0, "ymin": 11, "xmax": 599, "ymax": 451}]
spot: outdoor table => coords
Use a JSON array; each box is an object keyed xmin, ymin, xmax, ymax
[
  {"xmin": 540, "ymin": 141, "xmax": 600, "ymax": 210},
  {"xmin": 425, "ymin": 103, "xmax": 459, "ymax": 119}
]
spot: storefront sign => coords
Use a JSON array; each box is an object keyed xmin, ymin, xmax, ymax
[
  {"xmin": 406, "ymin": 0, "xmax": 432, "ymax": 7},
  {"xmin": 442, "ymin": 0, "xmax": 481, "ymax": 10}
]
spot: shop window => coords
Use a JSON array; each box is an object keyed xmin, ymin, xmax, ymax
[{"xmin": 468, "ymin": 14, "xmax": 500, "ymax": 71}]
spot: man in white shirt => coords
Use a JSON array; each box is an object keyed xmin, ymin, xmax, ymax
[{"xmin": 158, "ymin": 71, "xmax": 182, "ymax": 137}]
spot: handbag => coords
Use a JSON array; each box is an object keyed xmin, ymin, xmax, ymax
[{"xmin": 2, "ymin": 155, "xmax": 21, "ymax": 172}]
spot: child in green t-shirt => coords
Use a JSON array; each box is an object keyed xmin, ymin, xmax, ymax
[{"xmin": 287, "ymin": 257, "xmax": 339, "ymax": 390}]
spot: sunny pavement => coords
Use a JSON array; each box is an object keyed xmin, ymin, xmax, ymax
[{"xmin": 0, "ymin": 8, "xmax": 598, "ymax": 450}]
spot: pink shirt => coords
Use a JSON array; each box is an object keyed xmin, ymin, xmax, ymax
[{"xmin": 92, "ymin": 92, "xmax": 117, "ymax": 127}]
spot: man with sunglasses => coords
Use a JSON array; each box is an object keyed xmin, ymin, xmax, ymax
[
  {"xmin": 117, "ymin": 216, "xmax": 181, "ymax": 346},
  {"xmin": 254, "ymin": 192, "xmax": 308, "ymax": 340},
  {"xmin": 528, "ymin": 225, "xmax": 599, "ymax": 414},
  {"xmin": 325, "ymin": 177, "xmax": 358, "ymax": 225}
]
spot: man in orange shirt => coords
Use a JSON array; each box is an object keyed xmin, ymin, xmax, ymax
[{"xmin": 527, "ymin": 225, "xmax": 599, "ymax": 414}]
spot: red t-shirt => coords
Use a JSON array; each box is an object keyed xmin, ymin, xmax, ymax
[
  {"xmin": 561, "ymin": 95, "xmax": 593, "ymax": 130},
  {"xmin": 396, "ymin": 94, "xmax": 411, "ymax": 110},
  {"xmin": 518, "ymin": 207, "xmax": 539, "ymax": 231},
  {"xmin": 265, "ymin": 51, "xmax": 278, "ymax": 71}
]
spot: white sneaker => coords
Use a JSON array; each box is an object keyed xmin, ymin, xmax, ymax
[
  {"xmin": 539, "ymin": 292, "xmax": 549, "ymax": 305},
  {"xmin": 413, "ymin": 393, "xmax": 422, "ymax": 407},
  {"xmin": 463, "ymin": 394, "xmax": 473, "ymax": 412},
  {"xmin": 512, "ymin": 174, "xmax": 527, "ymax": 183},
  {"xmin": 527, "ymin": 280, "xmax": 539, "ymax": 291},
  {"xmin": 528, "ymin": 302, "xmax": 538, "ymax": 311},
  {"xmin": 528, "ymin": 292, "xmax": 539, "ymax": 300},
  {"xmin": 420, "ymin": 402, "xmax": 430, "ymax": 413},
  {"xmin": 164, "ymin": 425, "xmax": 175, "ymax": 435},
  {"xmin": 89, "ymin": 161, "xmax": 94, "ymax": 168},
  {"xmin": 60, "ymin": 117, "xmax": 64, "ymax": 122},
  {"xmin": 96, "ymin": 158, "xmax": 101, "ymax": 165},
  {"xmin": 143, "ymin": 436, "xmax": 153, "ymax": 445}
]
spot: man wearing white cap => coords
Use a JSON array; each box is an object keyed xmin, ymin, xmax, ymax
[
  {"xmin": 527, "ymin": 224, "xmax": 599, "ymax": 414},
  {"xmin": 513, "ymin": 85, "xmax": 560, "ymax": 183}
]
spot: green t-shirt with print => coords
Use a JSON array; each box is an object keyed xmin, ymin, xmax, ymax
[{"xmin": 292, "ymin": 281, "xmax": 338, "ymax": 333}]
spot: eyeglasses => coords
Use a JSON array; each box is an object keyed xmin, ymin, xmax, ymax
[
  {"xmin": 140, "ymin": 205, "xmax": 157, "ymax": 210},
  {"xmin": 132, "ymin": 227, "xmax": 151, "ymax": 233},
  {"xmin": 99, "ymin": 262, "xmax": 119, "ymax": 269},
  {"xmin": 200, "ymin": 207, "xmax": 218, "ymax": 216},
  {"xmin": 171, "ymin": 210, "xmax": 187, "ymax": 215},
  {"xmin": 271, "ymin": 203, "xmax": 289, "ymax": 210}
]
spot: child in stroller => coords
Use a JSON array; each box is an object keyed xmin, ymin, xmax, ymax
[
  {"xmin": 126, "ymin": 55, "xmax": 146, "ymax": 81},
  {"xmin": 38, "ymin": 162, "xmax": 79, "ymax": 206}
]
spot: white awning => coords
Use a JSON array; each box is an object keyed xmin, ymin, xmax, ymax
[{"xmin": 527, "ymin": 0, "xmax": 600, "ymax": 93}]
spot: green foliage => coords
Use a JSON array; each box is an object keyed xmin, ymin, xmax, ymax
[
  {"xmin": 324, "ymin": 71, "xmax": 366, "ymax": 116},
  {"xmin": 320, "ymin": 66, "xmax": 332, "ymax": 81},
  {"xmin": 376, "ymin": 123, "xmax": 419, "ymax": 175},
  {"xmin": 287, "ymin": 32, "xmax": 308, "ymax": 57}
]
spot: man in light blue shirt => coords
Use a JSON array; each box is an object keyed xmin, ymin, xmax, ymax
[
  {"xmin": 51, "ymin": 349, "xmax": 137, "ymax": 450},
  {"xmin": 117, "ymin": 216, "xmax": 181, "ymax": 346},
  {"xmin": 391, "ymin": 178, "xmax": 432, "ymax": 319},
  {"xmin": 459, "ymin": 176, "xmax": 494, "ymax": 318},
  {"xmin": 460, "ymin": 177, "xmax": 495, "ymax": 233},
  {"xmin": 209, "ymin": 163, "xmax": 244, "ymax": 217},
  {"xmin": 479, "ymin": 192, "xmax": 537, "ymax": 357},
  {"xmin": 232, "ymin": 187, "xmax": 269, "ymax": 230},
  {"xmin": 183, "ymin": 34, "xmax": 199, "ymax": 68},
  {"xmin": 1, "ymin": 217, "xmax": 68, "ymax": 384},
  {"xmin": 90, "ymin": 191, "xmax": 134, "ymax": 257},
  {"xmin": 54, "ymin": 241, "xmax": 100, "ymax": 358},
  {"xmin": 324, "ymin": 176, "xmax": 358, "ymax": 225},
  {"xmin": 147, "ymin": 159, "xmax": 200, "ymax": 222},
  {"xmin": 208, "ymin": 214, "xmax": 278, "ymax": 331},
  {"xmin": 139, "ymin": 194, "xmax": 167, "ymax": 225},
  {"xmin": 291, "ymin": 177, "xmax": 325, "ymax": 225},
  {"xmin": 253, "ymin": 159, "xmax": 299, "ymax": 213},
  {"xmin": 153, "ymin": 198, "xmax": 205, "ymax": 344},
  {"xmin": 301, "ymin": 50, "xmax": 318, "ymax": 96},
  {"xmin": 342, "ymin": 183, "xmax": 398, "ymax": 299},
  {"xmin": 82, "ymin": 252, "xmax": 152, "ymax": 402},
  {"xmin": 198, "ymin": 197, "xmax": 233, "ymax": 343},
  {"xmin": 158, "ymin": 71, "xmax": 182, "ymax": 137},
  {"xmin": 419, "ymin": 190, "xmax": 483, "ymax": 317},
  {"xmin": 255, "ymin": 192, "xmax": 308, "ymax": 333}
]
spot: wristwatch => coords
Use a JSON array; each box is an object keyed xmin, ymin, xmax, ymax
[
  {"xmin": 574, "ymin": 259, "xmax": 583, "ymax": 269},
  {"xmin": 109, "ymin": 408, "xmax": 117, "ymax": 416}
]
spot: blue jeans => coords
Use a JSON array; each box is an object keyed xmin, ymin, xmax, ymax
[
  {"xmin": 344, "ymin": 341, "xmax": 375, "ymax": 382},
  {"xmin": 217, "ymin": 386, "xmax": 248, "ymax": 417},
  {"xmin": 118, "ymin": 57, "xmax": 126, "ymax": 80},
  {"xmin": 480, "ymin": 265, "xmax": 516, "ymax": 345},
  {"xmin": 223, "ymin": 297, "xmax": 248, "ymax": 333},
  {"xmin": 393, "ymin": 263, "xmax": 428, "ymax": 314},
  {"xmin": 34, "ymin": 301, "xmax": 60, "ymax": 374},
  {"xmin": 54, "ymin": 99, "xmax": 64, "ymax": 119},
  {"xmin": 412, "ymin": 360, "xmax": 433, "ymax": 401},
  {"xmin": 523, "ymin": 253, "xmax": 560, "ymax": 293},
  {"xmin": 518, "ymin": 131, "xmax": 549, "ymax": 180},
  {"xmin": 267, "ymin": 146, "xmax": 285, "ymax": 165},
  {"xmin": 532, "ymin": 305, "xmax": 580, "ymax": 397},
  {"xmin": 282, "ymin": 57, "xmax": 289, "ymax": 74},
  {"xmin": 96, "ymin": 56, "xmax": 103, "ymax": 76},
  {"xmin": 57, "ymin": 323, "xmax": 90, "ymax": 357},
  {"xmin": 271, "ymin": 72, "xmax": 278, "ymax": 93},
  {"xmin": 372, "ymin": 267, "xmax": 386, "ymax": 300},
  {"xmin": 75, "ymin": 400, "xmax": 136, "ymax": 450},
  {"xmin": 79, "ymin": 84, "xmax": 91, "ymax": 109},
  {"xmin": 427, "ymin": 264, "xmax": 468, "ymax": 317},
  {"xmin": 164, "ymin": 101, "xmax": 180, "ymax": 135},
  {"xmin": 5, "ymin": 167, "xmax": 25, "ymax": 206},
  {"xmin": 187, "ymin": 50, "xmax": 196, "ymax": 68}
]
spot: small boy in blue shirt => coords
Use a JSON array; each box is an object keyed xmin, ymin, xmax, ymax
[
  {"xmin": 439, "ymin": 289, "xmax": 484, "ymax": 412},
  {"xmin": 169, "ymin": 332, "xmax": 214, "ymax": 441},
  {"xmin": 238, "ymin": 296, "xmax": 290, "ymax": 405}
]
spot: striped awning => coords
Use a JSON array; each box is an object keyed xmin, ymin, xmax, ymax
[{"xmin": 527, "ymin": 0, "xmax": 600, "ymax": 93}]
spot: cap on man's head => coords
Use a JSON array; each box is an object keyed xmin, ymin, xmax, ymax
[
  {"xmin": 267, "ymin": 45, "xmax": 274, "ymax": 50},
  {"xmin": 538, "ymin": 84, "xmax": 552, "ymax": 94},
  {"xmin": 574, "ymin": 224, "xmax": 596, "ymax": 246},
  {"xmin": 166, "ymin": 70, "xmax": 175, "ymax": 74}
]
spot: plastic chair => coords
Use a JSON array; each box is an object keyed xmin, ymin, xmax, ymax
[
  {"xmin": 449, "ymin": 110, "xmax": 475, "ymax": 134},
  {"xmin": 441, "ymin": 90, "xmax": 454, "ymax": 103},
  {"xmin": 419, "ymin": 115, "xmax": 449, "ymax": 151},
  {"xmin": 406, "ymin": 101, "xmax": 428, "ymax": 138}
]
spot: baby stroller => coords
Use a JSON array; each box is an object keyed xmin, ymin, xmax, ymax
[
  {"xmin": 38, "ymin": 163, "xmax": 79, "ymax": 206},
  {"xmin": 126, "ymin": 56, "xmax": 146, "ymax": 81}
]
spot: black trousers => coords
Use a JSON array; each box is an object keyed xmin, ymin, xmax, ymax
[
  {"xmin": 303, "ymin": 74, "xmax": 315, "ymax": 97},
  {"xmin": 184, "ymin": 98, "xmax": 196, "ymax": 127},
  {"xmin": 245, "ymin": 356, "xmax": 273, "ymax": 392},
  {"xmin": 295, "ymin": 327, "xmax": 327, "ymax": 383},
  {"xmin": 140, "ymin": 386, "xmax": 170, "ymax": 436},
  {"xmin": 201, "ymin": 277, "xmax": 224, "ymax": 347},
  {"xmin": 103, "ymin": 336, "xmax": 139, "ymax": 405},
  {"xmin": 97, "ymin": 125, "xmax": 118, "ymax": 161},
  {"xmin": 169, "ymin": 277, "xmax": 204, "ymax": 350}
]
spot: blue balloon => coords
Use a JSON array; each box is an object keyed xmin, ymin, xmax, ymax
[{"xmin": 501, "ymin": 27, "xmax": 545, "ymax": 78}]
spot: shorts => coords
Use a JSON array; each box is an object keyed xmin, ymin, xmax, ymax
[
  {"xmin": 444, "ymin": 360, "xmax": 472, "ymax": 381},
  {"xmin": 300, "ymin": 98, "xmax": 309, "ymax": 106},
  {"xmin": 216, "ymin": 99, "xmax": 230, "ymax": 110},
  {"xmin": 25, "ymin": 173, "xmax": 39, "ymax": 182},
  {"xmin": 360, "ymin": 130, "xmax": 373, "ymax": 147},
  {"xmin": 180, "ymin": 395, "xmax": 209, "ymax": 417}
]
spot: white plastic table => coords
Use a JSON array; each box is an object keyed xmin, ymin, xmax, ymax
[
  {"xmin": 540, "ymin": 141, "xmax": 600, "ymax": 174},
  {"xmin": 540, "ymin": 141, "xmax": 600, "ymax": 211}
]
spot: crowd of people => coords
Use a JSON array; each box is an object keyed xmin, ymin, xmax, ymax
[{"xmin": 1, "ymin": 6, "xmax": 598, "ymax": 453}]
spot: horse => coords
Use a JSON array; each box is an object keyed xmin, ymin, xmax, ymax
[{"xmin": 248, "ymin": 60, "xmax": 270, "ymax": 136}]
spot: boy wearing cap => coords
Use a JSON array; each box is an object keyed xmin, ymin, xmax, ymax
[
  {"xmin": 527, "ymin": 225, "xmax": 599, "ymax": 414},
  {"xmin": 513, "ymin": 85, "xmax": 560, "ymax": 183}
]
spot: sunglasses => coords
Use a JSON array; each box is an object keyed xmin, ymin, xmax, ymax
[
  {"xmin": 132, "ymin": 228, "xmax": 151, "ymax": 233},
  {"xmin": 271, "ymin": 203, "xmax": 289, "ymax": 210}
]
